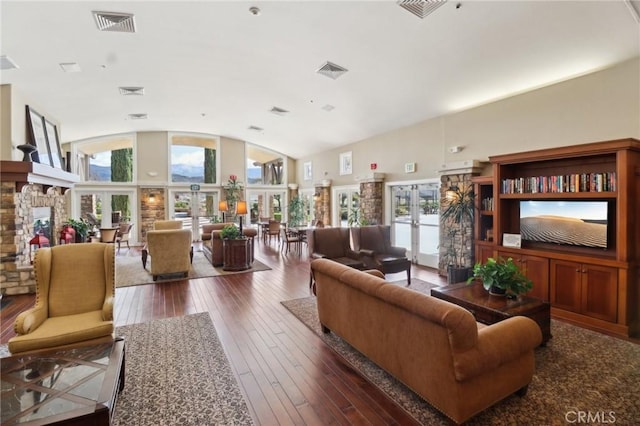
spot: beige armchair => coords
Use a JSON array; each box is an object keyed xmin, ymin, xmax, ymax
[
  {"xmin": 154, "ymin": 220, "xmax": 183, "ymax": 230},
  {"xmin": 145, "ymin": 229, "xmax": 193, "ymax": 280},
  {"xmin": 8, "ymin": 243, "xmax": 115, "ymax": 354}
]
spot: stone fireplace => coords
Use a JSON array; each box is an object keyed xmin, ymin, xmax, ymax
[{"xmin": 1, "ymin": 161, "xmax": 77, "ymax": 295}]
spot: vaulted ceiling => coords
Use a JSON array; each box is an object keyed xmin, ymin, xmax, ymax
[{"xmin": 1, "ymin": 1, "xmax": 638, "ymax": 159}]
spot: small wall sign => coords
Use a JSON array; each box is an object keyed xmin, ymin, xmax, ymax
[{"xmin": 190, "ymin": 184, "xmax": 200, "ymax": 191}]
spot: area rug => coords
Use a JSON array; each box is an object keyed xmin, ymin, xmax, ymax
[
  {"xmin": 115, "ymin": 252, "xmax": 271, "ymax": 287},
  {"xmin": 281, "ymin": 295, "xmax": 640, "ymax": 425},
  {"xmin": 113, "ymin": 313, "xmax": 254, "ymax": 425}
]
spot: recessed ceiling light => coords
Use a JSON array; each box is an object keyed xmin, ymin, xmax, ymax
[
  {"xmin": 128, "ymin": 113, "xmax": 148, "ymax": 120},
  {"xmin": 249, "ymin": 6, "xmax": 261, "ymax": 16},
  {"xmin": 119, "ymin": 86, "xmax": 145, "ymax": 95},
  {"xmin": 93, "ymin": 11, "xmax": 136, "ymax": 32},
  {"xmin": 397, "ymin": 0, "xmax": 447, "ymax": 19},
  {"xmin": 0, "ymin": 55, "xmax": 19, "ymax": 70},
  {"xmin": 60, "ymin": 62, "xmax": 82, "ymax": 73},
  {"xmin": 316, "ymin": 61, "xmax": 348, "ymax": 80}
]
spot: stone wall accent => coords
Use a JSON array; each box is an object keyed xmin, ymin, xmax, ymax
[
  {"xmin": 359, "ymin": 181, "xmax": 383, "ymax": 225},
  {"xmin": 140, "ymin": 188, "xmax": 166, "ymax": 241},
  {"xmin": 1, "ymin": 183, "xmax": 67, "ymax": 295},
  {"xmin": 438, "ymin": 173, "xmax": 475, "ymax": 275},
  {"xmin": 313, "ymin": 183, "xmax": 331, "ymax": 225}
]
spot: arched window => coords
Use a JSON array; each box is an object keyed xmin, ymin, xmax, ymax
[{"xmin": 170, "ymin": 134, "xmax": 219, "ymax": 184}]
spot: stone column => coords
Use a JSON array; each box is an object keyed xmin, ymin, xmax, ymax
[
  {"xmin": 358, "ymin": 173, "xmax": 385, "ymax": 225},
  {"xmin": 140, "ymin": 188, "xmax": 166, "ymax": 241},
  {"xmin": 314, "ymin": 180, "xmax": 331, "ymax": 225}
]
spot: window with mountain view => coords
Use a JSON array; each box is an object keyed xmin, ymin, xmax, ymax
[
  {"xmin": 246, "ymin": 144, "xmax": 284, "ymax": 185},
  {"xmin": 79, "ymin": 135, "xmax": 134, "ymax": 183},
  {"xmin": 170, "ymin": 134, "xmax": 218, "ymax": 184}
]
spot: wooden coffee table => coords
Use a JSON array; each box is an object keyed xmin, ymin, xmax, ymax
[
  {"xmin": 431, "ymin": 281, "xmax": 551, "ymax": 345},
  {"xmin": 1, "ymin": 338, "xmax": 125, "ymax": 425}
]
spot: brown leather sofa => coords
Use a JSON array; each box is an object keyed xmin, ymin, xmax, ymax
[
  {"xmin": 201, "ymin": 223, "xmax": 257, "ymax": 266},
  {"xmin": 351, "ymin": 225, "xmax": 411, "ymax": 283},
  {"xmin": 311, "ymin": 258, "xmax": 542, "ymax": 425},
  {"xmin": 306, "ymin": 227, "xmax": 364, "ymax": 290}
]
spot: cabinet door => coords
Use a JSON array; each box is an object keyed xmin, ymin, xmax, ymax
[
  {"xmin": 581, "ymin": 264, "xmax": 618, "ymax": 322},
  {"xmin": 476, "ymin": 244, "xmax": 494, "ymax": 265},
  {"xmin": 499, "ymin": 251, "xmax": 549, "ymax": 301},
  {"xmin": 550, "ymin": 260, "xmax": 582, "ymax": 313}
]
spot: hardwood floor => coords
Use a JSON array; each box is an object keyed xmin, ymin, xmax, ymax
[{"xmin": 1, "ymin": 239, "xmax": 447, "ymax": 425}]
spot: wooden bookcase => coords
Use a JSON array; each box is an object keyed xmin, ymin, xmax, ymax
[{"xmin": 475, "ymin": 138, "xmax": 639, "ymax": 337}]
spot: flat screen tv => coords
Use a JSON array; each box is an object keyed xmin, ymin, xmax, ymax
[{"xmin": 519, "ymin": 201, "xmax": 608, "ymax": 249}]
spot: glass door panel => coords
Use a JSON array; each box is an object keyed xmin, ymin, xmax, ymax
[{"xmin": 390, "ymin": 182, "xmax": 440, "ymax": 268}]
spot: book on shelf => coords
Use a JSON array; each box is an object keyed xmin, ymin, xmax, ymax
[{"xmin": 501, "ymin": 172, "xmax": 616, "ymax": 194}]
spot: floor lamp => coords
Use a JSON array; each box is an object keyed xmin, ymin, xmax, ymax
[{"xmin": 236, "ymin": 200, "xmax": 247, "ymax": 233}]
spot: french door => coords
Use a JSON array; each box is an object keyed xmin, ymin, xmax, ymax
[
  {"xmin": 390, "ymin": 182, "xmax": 440, "ymax": 268},
  {"xmin": 169, "ymin": 189, "xmax": 219, "ymax": 240},
  {"xmin": 334, "ymin": 186, "xmax": 360, "ymax": 227},
  {"xmin": 74, "ymin": 188, "xmax": 137, "ymax": 242},
  {"xmin": 247, "ymin": 190, "xmax": 287, "ymax": 224}
]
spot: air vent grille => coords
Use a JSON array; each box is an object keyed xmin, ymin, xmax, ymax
[
  {"xmin": 316, "ymin": 61, "xmax": 348, "ymax": 80},
  {"xmin": 270, "ymin": 106, "xmax": 289, "ymax": 116},
  {"xmin": 0, "ymin": 55, "xmax": 19, "ymax": 70},
  {"xmin": 397, "ymin": 0, "xmax": 447, "ymax": 19},
  {"xmin": 119, "ymin": 86, "xmax": 145, "ymax": 95},
  {"xmin": 248, "ymin": 125, "xmax": 264, "ymax": 132},
  {"xmin": 321, "ymin": 104, "xmax": 335, "ymax": 112},
  {"xmin": 93, "ymin": 11, "xmax": 136, "ymax": 32},
  {"xmin": 128, "ymin": 113, "xmax": 148, "ymax": 120}
]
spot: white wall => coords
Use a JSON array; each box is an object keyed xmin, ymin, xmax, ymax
[{"xmin": 296, "ymin": 58, "xmax": 640, "ymax": 187}]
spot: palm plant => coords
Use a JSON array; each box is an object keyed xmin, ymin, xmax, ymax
[{"xmin": 441, "ymin": 185, "xmax": 474, "ymax": 282}]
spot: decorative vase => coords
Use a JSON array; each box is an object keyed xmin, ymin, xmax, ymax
[
  {"xmin": 17, "ymin": 144, "xmax": 37, "ymax": 162},
  {"xmin": 489, "ymin": 285, "xmax": 507, "ymax": 296}
]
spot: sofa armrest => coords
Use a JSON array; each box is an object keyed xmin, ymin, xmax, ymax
[
  {"xmin": 363, "ymin": 269, "xmax": 385, "ymax": 279},
  {"xmin": 452, "ymin": 316, "xmax": 542, "ymax": 382},
  {"xmin": 346, "ymin": 249, "xmax": 361, "ymax": 259},
  {"xmin": 359, "ymin": 249, "xmax": 375, "ymax": 257},
  {"xmin": 388, "ymin": 246, "xmax": 407, "ymax": 257},
  {"xmin": 311, "ymin": 253, "xmax": 327, "ymax": 259},
  {"xmin": 102, "ymin": 296, "xmax": 114, "ymax": 321},
  {"xmin": 14, "ymin": 306, "xmax": 48, "ymax": 335}
]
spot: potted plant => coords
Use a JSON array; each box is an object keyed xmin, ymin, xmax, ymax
[
  {"xmin": 440, "ymin": 185, "xmax": 475, "ymax": 283},
  {"xmin": 220, "ymin": 224, "xmax": 242, "ymax": 240},
  {"xmin": 288, "ymin": 196, "xmax": 306, "ymax": 228},
  {"xmin": 223, "ymin": 175, "xmax": 244, "ymax": 219},
  {"xmin": 467, "ymin": 257, "xmax": 533, "ymax": 297},
  {"xmin": 67, "ymin": 218, "xmax": 90, "ymax": 243}
]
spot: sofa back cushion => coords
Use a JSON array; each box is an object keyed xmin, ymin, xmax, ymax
[
  {"xmin": 352, "ymin": 225, "xmax": 390, "ymax": 253},
  {"xmin": 309, "ymin": 227, "xmax": 350, "ymax": 258},
  {"xmin": 48, "ymin": 244, "xmax": 111, "ymax": 317},
  {"xmin": 201, "ymin": 222, "xmax": 234, "ymax": 240}
]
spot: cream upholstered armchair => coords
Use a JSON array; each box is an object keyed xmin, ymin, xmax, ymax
[
  {"xmin": 8, "ymin": 243, "xmax": 115, "ymax": 354},
  {"xmin": 145, "ymin": 228, "xmax": 193, "ymax": 280},
  {"xmin": 154, "ymin": 220, "xmax": 182, "ymax": 230}
]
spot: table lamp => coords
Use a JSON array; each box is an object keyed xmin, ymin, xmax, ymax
[
  {"xmin": 236, "ymin": 200, "xmax": 248, "ymax": 233},
  {"xmin": 219, "ymin": 200, "xmax": 228, "ymax": 222}
]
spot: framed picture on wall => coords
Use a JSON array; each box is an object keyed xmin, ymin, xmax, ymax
[
  {"xmin": 44, "ymin": 119, "xmax": 63, "ymax": 169},
  {"xmin": 26, "ymin": 105, "xmax": 52, "ymax": 166},
  {"xmin": 339, "ymin": 151, "xmax": 352, "ymax": 175},
  {"xmin": 303, "ymin": 161, "xmax": 312, "ymax": 180}
]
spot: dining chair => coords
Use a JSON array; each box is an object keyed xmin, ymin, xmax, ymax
[
  {"xmin": 99, "ymin": 227, "xmax": 119, "ymax": 243},
  {"xmin": 116, "ymin": 223, "xmax": 133, "ymax": 251},
  {"xmin": 280, "ymin": 226, "xmax": 301, "ymax": 254},
  {"xmin": 267, "ymin": 220, "xmax": 281, "ymax": 244}
]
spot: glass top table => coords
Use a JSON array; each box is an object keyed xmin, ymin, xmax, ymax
[{"xmin": 1, "ymin": 337, "xmax": 125, "ymax": 425}]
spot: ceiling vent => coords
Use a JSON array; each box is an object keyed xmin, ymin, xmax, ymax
[
  {"xmin": 321, "ymin": 104, "xmax": 335, "ymax": 112},
  {"xmin": 397, "ymin": 0, "xmax": 447, "ymax": 19},
  {"xmin": 119, "ymin": 86, "xmax": 145, "ymax": 95},
  {"xmin": 248, "ymin": 125, "xmax": 264, "ymax": 132},
  {"xmin": 93, "ymin": 11, "xmax": 136, "ymax": 32},
  {"xmin": 128, "ymin": 113, "xmax": 148, "ymax": 120},
  {"xmin": 0, "ymin": 55, "xmax": 19, "ymax": 70},
  {"xmin": 59, "ymin": 62, "xmax": 81, "ymax": 73},
  {"xmin": 316, "ymin": 61, "xmax": 348, "ymax": 80},
  {"xmin": 270, "ymin": 106, "xmax": 289, "ymax": 116}
]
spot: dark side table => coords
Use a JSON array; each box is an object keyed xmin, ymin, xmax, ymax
[{"xmin": 431, "ymin": 281, "xmax": 551, "ymax": 345}]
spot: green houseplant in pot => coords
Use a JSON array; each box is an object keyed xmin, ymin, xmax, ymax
[
  {"xmin": 220, "ymin": 224, "xmax": 242, "ymax": 240},
  {"xmin": 467, "ymin": 257, "xmax": 533, "ymax": 297},
  {"xmin": 440, "ymin": 185, "xmax": 475, "ymax": 283},
  {"xmin": 67, "ymin": 218, "xmax": 90, "ymax": 243}
]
